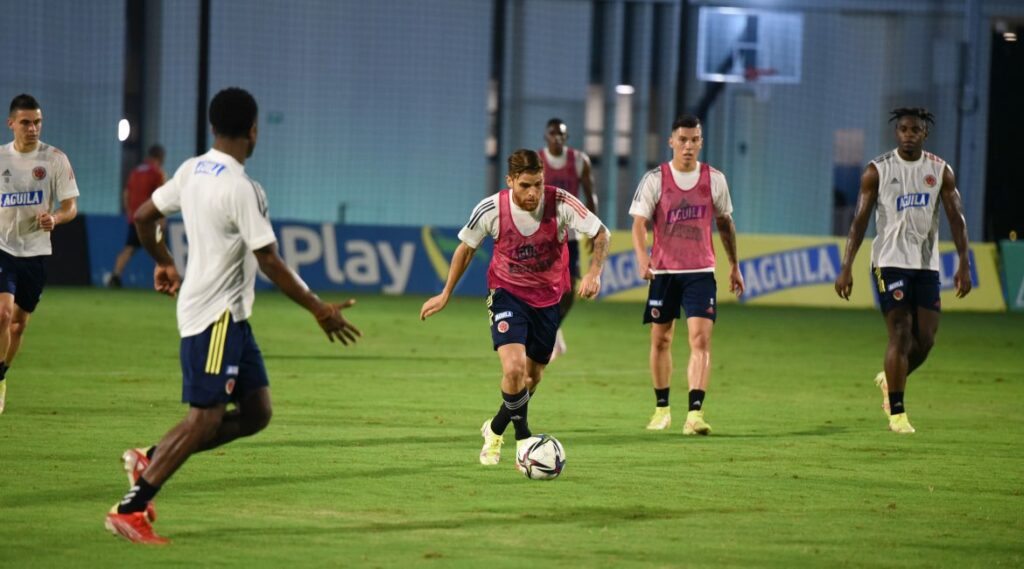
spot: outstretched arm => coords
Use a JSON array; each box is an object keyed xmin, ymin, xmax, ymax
[
  {"xmin": 578, "ymin": 227, "xmax": 608, "ymax": 298},
  {"xmin": 939, "ymin": 166, "xmax": 972, "ymax": 298},
  {"xmin": 254, "ymin": 243, "xmax": 361, "ymax": 344},
  {"xmin": 715, "ymin": 213, "xmax": 744, "ymax": 296},
  {"xmin": 580, "ymin": 157, "xmax": 599, "ymax": 256},
  {"xmin": 420, "ymin": 242, "xmax": 477, "ymax": 320},
  {"xmin": 835, "ymin": 164, "xmax": 880, "ymax": 300},
  {"xmin": 134, "ymin": 199, "xmax": 181, "ymax": 296}
]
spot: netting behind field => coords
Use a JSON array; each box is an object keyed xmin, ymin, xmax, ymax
[
  {"xmin": 3, "ymin": 1, "xmax": 1003, "ymax": 236},
  {"xmin": 0, "ymin": 1, "xmax": 125, "ymax": 215},
  {"xmin": 688, "ymin": 7, "xmax": 967, "ymax": 237}
]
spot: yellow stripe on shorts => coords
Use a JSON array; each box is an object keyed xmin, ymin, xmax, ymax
[
  {"xmin": 205, "ymin": 311, "xmax": 231, "ymax": 374},
  {"xmin": 873, "ymin": 266, "xmax": 885, "ymax": 294}
]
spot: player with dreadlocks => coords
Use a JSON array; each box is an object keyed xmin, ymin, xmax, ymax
[{"xmin": 834, "ymin": 107, "xmax": 972, "ymax": 434}]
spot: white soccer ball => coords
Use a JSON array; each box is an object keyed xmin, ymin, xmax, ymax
[{"xmin": 515, "ymin": 434, "xmax": 566, "ymax": 480}]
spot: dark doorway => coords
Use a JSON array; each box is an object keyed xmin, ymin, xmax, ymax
[{"xmin": 984, "ymin": 24, "xmax": 1024, "ymax": 241}]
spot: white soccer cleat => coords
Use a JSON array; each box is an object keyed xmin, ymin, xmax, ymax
[
  {"xmin": 874, "ymin": 371, "xmax": 890, "ymax": 415},
  {"xmin": 479, "ymin": 420, "xmax": 504, "ymax": 465},
  {"xmin": 645, "ymin": 406, "xmax": 671, "ymax": 430},
  {"xmin": 549, "ymin": 328, "xmax": 568, "ymax": 362}
]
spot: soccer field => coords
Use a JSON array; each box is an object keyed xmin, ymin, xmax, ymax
[{"xmin": 1, "ymin": 288, "xmax": 1022, "ymax": 568}]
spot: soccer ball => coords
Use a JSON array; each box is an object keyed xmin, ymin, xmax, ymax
[{"xmin": 515, "ymin": 434, "xmax": 566, "ymax": 480}]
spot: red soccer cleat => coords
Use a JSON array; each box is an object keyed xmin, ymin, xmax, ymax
[
  {"xmin": 105, "ymin": 510, "xmax": 170, "ymax": 545},
  {"xmin": 122, "ymin": 448, "xmax": 157, "ymax": 522}
]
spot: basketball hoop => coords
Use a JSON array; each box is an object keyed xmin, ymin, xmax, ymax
[{"xmin": 744, "ymin": 68, "xmax": 777, "ymax": 101}]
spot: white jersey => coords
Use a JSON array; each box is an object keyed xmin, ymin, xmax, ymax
[
  {"xmin": 870, "ymin": 149, "xmax": 947, "ymax": 271},
  {"xmin": 152, "ymin": 149, "xmax": 277, "ymax": 337},
  {"xmin": 0, "ymin": 142, "xmax": 80, "ymax": 257},
  {"xmin": 458, "ymin": 188, "xmax": 606, "ymax": 249}
]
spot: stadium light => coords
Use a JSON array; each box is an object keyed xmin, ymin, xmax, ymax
[
  {"xmin": 615, "ymin": 84, "xmax": 635, "ymax": 95},
  {"xmin": 118, "ymin": 119, "xmax": 130, "ymax": 142}
]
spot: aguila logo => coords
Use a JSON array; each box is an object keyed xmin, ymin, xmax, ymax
[
  {"xmin": 32, "ymin": 167, "xmax": 46, "ymax": 181},
  {"xmin": 924, "ymin": 175, "xmax": 936, "ymax": 187}
]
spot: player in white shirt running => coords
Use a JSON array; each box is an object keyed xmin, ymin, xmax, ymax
[
  {"xmin": 538, "ymin": 118, "xmax": 597, "ymax": 361},
  {"xmin": 630, "ymin": 114, "xmax": 744, "ymax": 435},
  {"xmin": 836, "ymin": 107, "xmax": 972, "ymax": 435},
  {"xmin": 0, "ymin": 94, "xmax": 80, "ymax": 414},
  {"xmin": 105, "ymin": 88, "xmax": 361, "ymax": 545}
]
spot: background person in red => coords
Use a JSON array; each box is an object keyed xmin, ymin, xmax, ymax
[{"xmin": 109, "ymin": 144, "xmax": 165, "ymax": 287}]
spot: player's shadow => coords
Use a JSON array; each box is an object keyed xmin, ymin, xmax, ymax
[
  {"xmin": 263, "ymin": 354, "xmax": 488, "ymax": 362},
  {"xmin": 173, "ymin": 504, "xmax": 760, "ymax": 540},
  {"xmin": 247, "ymin": 435, "xmax": 454, "ymax": 450}
]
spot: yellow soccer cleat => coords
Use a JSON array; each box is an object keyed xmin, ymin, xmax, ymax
[
  {"xmin": 479, "ymin": 420, "xmax": 504, "ymax": 465},
  {"xmin": 0, "ymin": 381, "xmax": 6, "ymax": 414},
  {"xmin": 888, "ymin": 413, "xmax": 916, "ymax": 434},
  {"xmin": 874, "ymin": 371, "xmax": 889, "ymax": 415},
  {"xmin": 645, "ymin": 406, "xmax": 672, "ymax": 430},
  {"xmin": 683, "ymin": 410, "xmax": 712, "ymax": 436}
]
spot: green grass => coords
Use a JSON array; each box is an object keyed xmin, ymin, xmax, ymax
[{"xmin": 1, "ymin": 288, "xmax": 1022, "ymax": 568}]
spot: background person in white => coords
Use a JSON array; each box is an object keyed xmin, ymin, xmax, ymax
[
  {"xmin": 0, "ymin": 94, "xmax": 79, "ymax": 415},
  {"xmin": 629, "ymin": 114, "xmax": 743, "ymax": 435},
  {"xmin": 835, "ymin": 107, "xmax": 972, "ymax": 435},
  {"xmin": 105, "ymin": 88, "xmax": 362, "ymax": 545}
]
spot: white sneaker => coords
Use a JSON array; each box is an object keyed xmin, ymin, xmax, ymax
[
  {"xmin": 874, "ymin": 371, "xmax": 889, "ymax": 415},
  {"xmin": 549, "ymin": 328, "xmax": 567, "ymax": 362},
  {"xmin": 479, "ymin": 420, "xmax": 504, "ymax": 465}
]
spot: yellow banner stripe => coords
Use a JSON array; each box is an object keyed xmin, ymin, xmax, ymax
[{"xmin": 205, "ymin": 311, "xmax": 230, "ymax": 374}]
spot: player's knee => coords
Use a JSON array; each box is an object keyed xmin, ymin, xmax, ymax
[
  {"xmin": 689, "ymin": 332, "xmax": 711, "ymax": 353},
  {"xmin": 651, "ymin": 333, "xmax": 673, "ymax": 353},
  {"xmin": 0, "ymin": 307, "xmax": 13, "ymax": 329},
  {"xmin": 9, "ymin": 320, "xmax": 27, "ymax": 339},
  {"xmin": 248, "ymin": 404, "xmax": 272, "ymax": 433},
  {"xmin": 916, "ymin": 331, "xmax": 936, "ymax": 354}
]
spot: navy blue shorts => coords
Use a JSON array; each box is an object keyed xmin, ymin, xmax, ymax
[
  {"xmin": 0, "ymin": 249, "xmax": 47, "ymax": 313},
  {"xmin": 487, "ymin": 288, "xmax": 561, "ymax": 365},
  {"xmin": 567, "ymin": 240, "xmax": 581, "ymax": 280},
  {"xmin": 872, "ymin": 266, "xmax": 941, "ymax": 314},
  {"xmin": 180, "ymin": 311, "xmax": 269, "ymax": 407},
  {"xmin": 643, "ymin": 272, "xmax": 717, "ymax": 324}
]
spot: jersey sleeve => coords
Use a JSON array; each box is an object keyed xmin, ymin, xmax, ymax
[
  {"xmin": 52, "ymin": 151, "xmax": 80, "ymax": 202},
  {"xmin": 232, "ymin": 180, "xmax": 277, "ymax": 251},
  {"xmin": 557, "ymin": 189, "xmax": 605, "ymax": 238},
  {"xmin": 151, "ymin": 161, "xmax": 188, "ymax": 216},
  {"xmin": 710, "ymin": 170, "xmax": 734, "ymax": 217},
  {"xmin": 457, "ymin": 196, "xmax": 499, "ymax": 249},
  {"xmin": 628, "ymin": 169, "xmax": 660, "ymax": 220}
]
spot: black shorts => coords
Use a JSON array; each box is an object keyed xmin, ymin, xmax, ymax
[
  {"xmin": 125, "ymin": 223, "xmax": 141, "ymax": 247},
  {"xmin": 872, "ymin": 266, "xmax": 941, "ymax": 314},
  {"xmin": 643, "ymin": 272, "xmax": 717, "ymax": 324},
  {"xmin": 0, "ymin": 249, "xmax": 47, "ymax": 313},
  {"xmin": 487, "ymin": 288, "xmax": 561, "ymax": 365},
  {"xmin": 180, "ymin": 311, "xmax": 269, "ymax": 407},
  {"xmin": 567, "ymin": 239, "xmax": 581, "ymax": 280}
]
